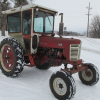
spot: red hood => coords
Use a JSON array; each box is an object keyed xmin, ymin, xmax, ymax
[
  {"xmin": 38, "ymin": 35, "xmax": 81, "ymax": 60},
  {"xmin": 39, "ymin": 35, "xmax": 81, "ymax": 48}
]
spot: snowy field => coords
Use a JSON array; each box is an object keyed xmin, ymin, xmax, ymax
[{"xmin": 0, "ymin": 32, "xmax": 100, "ymax": 100}]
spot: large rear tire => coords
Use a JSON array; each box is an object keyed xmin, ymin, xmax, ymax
[
  {"xmin": 0, "ymin": 38, "xmax": 24, "ymax": 77},
  {"xmin": 78, "ymin": 63, "xmax": 99, "ymax": 86},
  {"xmin": 49, "ymin": 71, "xmax": 76, "ymax": 100}
]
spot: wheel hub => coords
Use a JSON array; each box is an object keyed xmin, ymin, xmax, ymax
[
  {"xmin": 1, "ymin": 45, "xmax": 15, "ymax": 72},
  {"xmin": 86, "ymin": 71, "xmax": 92, "ymax": 77},
  {"xmin": 53, "ymin": 78, "xmax": 67, "ymax": 96},
  {"xmin": 58, "ymin": 83, "xmax": 63, "ymax": 89},
  {"xmin": 82, "ymin": 69, "xmax": 93, "ymax": 81}
]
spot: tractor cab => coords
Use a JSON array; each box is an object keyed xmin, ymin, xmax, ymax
[{"xmin": 2, "ymin": 4, "xmax": 58, "ymax": 54}]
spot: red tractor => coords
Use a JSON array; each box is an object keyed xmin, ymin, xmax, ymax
[{"xmin": 0, "ymin": 4, "xmax": 99, "ymax": 100}]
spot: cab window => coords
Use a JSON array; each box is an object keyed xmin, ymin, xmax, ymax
[{"xmin": 7, "ymin": 12, "xmax": 21, "ymax": 33}]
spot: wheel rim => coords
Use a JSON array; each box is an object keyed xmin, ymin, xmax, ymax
[
  {"xmin": 1, "ymin": 44, "xmax": 15, "ymax": 72},
  {"xmin": 82, "ymin": 69, "xmax": 93, "ymax": 81},
  {"xmin": 53, "ymin": 77, "xmax": 67, "ymax": 96}
]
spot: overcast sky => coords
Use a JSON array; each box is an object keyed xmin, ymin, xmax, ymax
[
  {"xmin": 8, "ymin": 0, "xmax": 100, "ymax": 34},
  {"xmin": 31, "ymin": 0, "xmax": 100, "ymax": 34}
]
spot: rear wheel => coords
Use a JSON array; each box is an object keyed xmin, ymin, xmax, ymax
[
  {"xmin": 0, "ymin": 38, "xmax": 24, "ymax": 77},
  {"xmin": 78, "ymin": 63, "xmax": 99, "ymax": 86},
  {"xmin": 49, "ymin": 71, "xmax": 76, "ymax": 100}
]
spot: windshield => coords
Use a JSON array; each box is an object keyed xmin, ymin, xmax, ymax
[{"xmin": 34, "ymin": 11, "xmax": 54, "ymax": 33}]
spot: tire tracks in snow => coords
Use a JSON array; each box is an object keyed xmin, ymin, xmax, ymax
[
  {"xmin": 83, "ymin": 38, "xmax": 100, "ymax": 50},
  {"xmin": 82, "ymin": 47, "xmax": 100, "ymax": 54},
  {"xmin": 75, "ymin": 36, "xmax": 100, "ymax": 54},
  {"xmin": 71, "ymin": 36, "xmax": 100, "ymax": 53}
]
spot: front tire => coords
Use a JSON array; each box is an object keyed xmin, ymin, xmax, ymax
[
  {"xmin": 49, "ymin": 71, "xmax": 76, "ymax": 100},
  {"xmin": 0, "ymin": 38, "xmax": 24, "ymax": 77},
  {"xmin": 78, "ymin": 63, "xmax": 99, "ymax": 86}
]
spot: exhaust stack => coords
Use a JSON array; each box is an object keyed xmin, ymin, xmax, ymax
[{"xmin": 59, "ymin": 13, "xmax": 64, "ymax": 36}]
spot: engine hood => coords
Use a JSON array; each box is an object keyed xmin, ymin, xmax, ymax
[{"xmin": 38, "ymin": 35, "xmax": 81, "ymax": 48}]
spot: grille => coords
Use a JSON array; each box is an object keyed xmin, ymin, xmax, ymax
[{"xmin": 70, "ymin": 44, "xmax": 81, "ymax": 61}]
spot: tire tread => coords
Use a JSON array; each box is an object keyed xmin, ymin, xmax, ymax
[{"xmin": 0, "ymin": 38, "xmax": 24, "ymax": 77}]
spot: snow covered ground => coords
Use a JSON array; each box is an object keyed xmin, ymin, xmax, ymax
[{"xmin": 0, "ymin": 32, "xmax": 100, "ymax": 100}]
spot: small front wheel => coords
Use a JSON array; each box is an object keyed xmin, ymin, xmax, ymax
[
  {"xmin": 78, "ymin": 63, "xmax": 99, "ymax": 86},
  {"xmin": 49, "ymin": 71, "xmax": 76, "ymax": 100}
]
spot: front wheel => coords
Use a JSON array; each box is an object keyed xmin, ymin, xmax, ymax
[
  {"xmin": 78, "ymin": 63, "xmax": 99, "ymax": 86},
  {"xmin": 49, "ymin": 71, "xmax": 76, "ymax": 100}
]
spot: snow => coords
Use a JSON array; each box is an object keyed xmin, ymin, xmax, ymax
[{"xmin": 0, "ymin": 31, "xmax": 100, "ymax": 100}]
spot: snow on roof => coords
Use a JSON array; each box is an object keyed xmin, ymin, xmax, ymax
[{"xmin": 2, "ymin": 3, "xmax": 58, "ymax": 14}]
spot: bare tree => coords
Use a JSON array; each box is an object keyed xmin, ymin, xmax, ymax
[{"xmin": 89, "ymin": 15, "xmax": 100, "ymax": 38}]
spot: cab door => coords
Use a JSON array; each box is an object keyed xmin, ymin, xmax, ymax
[{"xmin": 22, "ymin": 9, "xmax": 32, "ymax": 53}]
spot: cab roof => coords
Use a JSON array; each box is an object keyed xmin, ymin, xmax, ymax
[{"xmin": 2, "ymin": 3, "xmax": 58, "ymax": 14}]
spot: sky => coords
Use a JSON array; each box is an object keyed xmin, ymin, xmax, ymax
[
  {"xmin": 8, "ymin": 0, "xmax": 100, "ymax": 34},
  {"xmin": 31, "ymin": 0, "xmax": 100, "ymax": 34}
]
